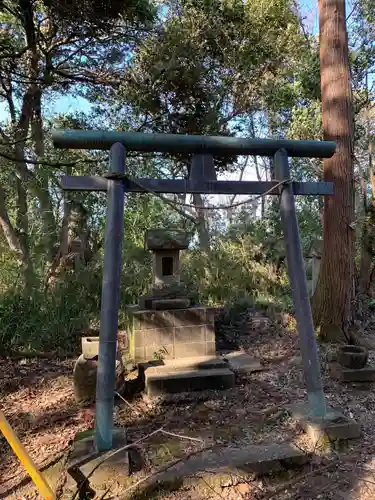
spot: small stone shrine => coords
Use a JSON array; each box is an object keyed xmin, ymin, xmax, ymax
[{"xmin": 128, "ymin": 228, "xmax": 235, "ymax": 395}]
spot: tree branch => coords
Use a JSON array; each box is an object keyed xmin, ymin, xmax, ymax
[{"xmin": 0, "ymin": 149, "xmax": 98, "ymax": 167}]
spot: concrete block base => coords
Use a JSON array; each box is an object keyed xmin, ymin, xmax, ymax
[
  {"xmin": 330, "ymin": 363, "xmax": 375, "ymax": 382},
  {"xmin": 143, "ymin": 357, "xmax": 235, "ymax": 396},
  {"xmin": 66, "ymin": 428, "xmax": 129, "ymax": 497},
  {"xmin": 129, "ymin": 307, "xmax": 216, "ymax": 364},
  {"xmin": 288, "ymin": 402, "xmax": 360, "ymax": 444}
]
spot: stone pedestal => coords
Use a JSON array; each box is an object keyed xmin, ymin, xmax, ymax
[
  {"xmin": 288, "ymin": 402, "xmax": 360, "ymax": 444},
  {"xmin": 128, "ymin": 229, "xmax": 224, "ymax": 395},
  {"xmin": 64, "ymin": 428, "xmax": 130, "ymax": 498},
  {"xmin": 129, "ymin": 307, "xmax": 216, "ymax": 364},
  {"xmin": 330, "ymin": 362, "xmax": 375, "ymax": 382}
]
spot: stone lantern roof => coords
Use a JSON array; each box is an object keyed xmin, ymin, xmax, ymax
[{"xmin": 145, "ymin": 229, "xmax": 191, "ymax": 251}]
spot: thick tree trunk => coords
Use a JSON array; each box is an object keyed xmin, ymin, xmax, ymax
[{"xmin": 312, "ymin": 0, "xmax": 355, "ymax": 341}]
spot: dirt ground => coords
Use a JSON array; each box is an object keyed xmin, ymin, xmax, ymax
[{"xmin": 2, "ymin": 318, "xmax": 375, "ymax": 499}]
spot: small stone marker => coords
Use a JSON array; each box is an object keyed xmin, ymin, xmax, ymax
[{"xmin": 287, "ymin": 402, "xmax": 360, "ymax": 444}]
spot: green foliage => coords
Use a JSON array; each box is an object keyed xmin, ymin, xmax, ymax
[
  {"xmin": 0, "ymin": 265, "xmax": 101, "ymax": 355},
  {"xmin": 182, "ymin": 235, "xmax": 290, "ymax": 308},
  {"xmin": 288, "ymin": 101, "xmax": 322, "ymax": 141},
  {"xmin": 119, "ymin": 0, "xmax": 304, "ymax": 138},
  {"xmin": 42, "ymin": 0, "xmax": 156, "ymax": 30},
  {"xmin": 2, "ymin": 0, "xmax": 372, "ymax": 353}
]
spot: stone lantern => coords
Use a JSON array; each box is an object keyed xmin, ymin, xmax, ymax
[
  {"xmin": 146, "ymin": 228, "xmax": 188, "ymax": 291},
  {"xmin": 128, "ymin": 228, "xmax": 217, "ymax": 364},
  {"xmin": 139, "ymin": 229, "xmax": 191, "ymax": 310}
]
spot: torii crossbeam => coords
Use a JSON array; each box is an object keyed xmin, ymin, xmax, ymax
[{"xmin": 53, "ymin": 129, "xmax": 335, "ymax": 452}]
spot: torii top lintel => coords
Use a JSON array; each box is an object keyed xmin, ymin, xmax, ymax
[{"xmin": 52, "ymin": 129, "xmax": 336, "ymax": 158}]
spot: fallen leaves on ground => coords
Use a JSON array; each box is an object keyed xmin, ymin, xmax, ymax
[{"xmin": 1, "ymin": 320, "xmax": 375, "ymax": 499}]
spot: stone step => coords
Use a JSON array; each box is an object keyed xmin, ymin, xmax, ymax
[
  {"xmin": 163, "ymin": 356, "xmax": 227, "ymax": 370},
  {"xmin": 152, "ymin": 298, "xmax": 191, "ymax": 310},
  {"xmin": 145, "ymin": 366, "xmax": 235, "ymax": 396},
  {"xmin": 139, "ymin": 356, "xmax": 227, "ymax": 379},
  {"xmin": 224, "ymin": 351, "xmax": 265, "ymax": 374},
  {"xmin": 125, "ymin": 442, "xmax": 308, "ymax": 498}
]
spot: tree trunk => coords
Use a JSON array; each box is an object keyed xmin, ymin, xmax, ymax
[
  {"xmin": 358, "ymin": 162, "xmax": 375, "ymax": 294},
  {"xmin": 358, "ymin": 71, "xmax": 375, "ymax": 294},
  {"xmin": 312, "ymin": 0, "xmax": 355, "ymax": 341},
  {"xmin": 15, "ymin": 176, "xmax": 34, "ymax": 291},
  {"xmin": 0, "ymin": 181, "xmax": 34, "ymax": 291},
  {"xmin": 193, "ymin": 193, "xmax": 210, "ymax": 250},
  {"xmin": 44, "ymin": 201, "xmax": 93, "ymax": 290}
]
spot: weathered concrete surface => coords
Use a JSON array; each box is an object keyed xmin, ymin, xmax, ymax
[
  {"xmin": 288, "ymin": 402, "xmax": 360, "ymax": 444},
  {"xmin": 224, "ymin": 351, "xmax": 265, "ymax": 374},
  {"xmin": 125, "ymin": 443, "xmax": 308, "ymax": 498},
  {"xmin": 73, "ymin": 355, "xmax": 125, "ymax": 406},
  {"xmin": 145, "ymin": 364, "xmax": 235, "ymax": 396},
  {"xmin": 330, "ymin": 362, "xmax": 375, "ymax": 382},
  {"xmin": 65, "ymin": 428, "xmax": 130, "ymax": 497}
]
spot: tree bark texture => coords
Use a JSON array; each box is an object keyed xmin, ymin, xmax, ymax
[{"xmin": 312, "ymin": 0, "xmax": 355, "ymax": 340}]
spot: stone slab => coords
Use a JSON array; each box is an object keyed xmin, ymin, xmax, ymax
[
  {"xmin": 224, "ymin": 351, "xmax": 265, "ymax": 374},
  {"xmin": 152, "ymin": 298, "xmax": 191, "ymax": 310},
  {"xmin": 128, "ymin": 442, "xmax": 308, "ymax": 497},
  {"xmin": 288, "ymin": 402, "xmax": 360, "ymax": 443},
  {"xmin": 145, "ymin": 366, "xmax": 235, "ymax": 396},
  {"xmin": 139, "ymin": 356, "xmax": 226, "ymax": 386},
  {"xmin": 330, "ymin": 362, "xmax": 375, "ymax": 382},
  {"xmin": 140, "ymin": 356, "xmax": 226, "ymax": 373},
  {"xmin": 66, "ymin": 428, "xmax": 129, "ymax": 496},
  {"xmin": 163, "ymin": 356, "xmax": 227, "ymax": 370},
  {"xmin": 139, "ymin": 297, "xmax": 190, "ymax": 310}
]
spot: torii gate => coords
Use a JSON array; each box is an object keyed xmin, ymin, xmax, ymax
[{"xmin": 52, "ymin": 129, "xmax": 335, "ymax": 452}]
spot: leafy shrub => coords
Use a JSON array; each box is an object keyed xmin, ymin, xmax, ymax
[
  {"xmin": 0, "ymin": 233, "xmax": 293, "ymax": 354},
  {"xmin": 0, "ymin": 264, "xmax": 102, "ymax": 355},
  {"xmin": 182, "ymin": 235, "xmax": 290, "ymax": 309}
]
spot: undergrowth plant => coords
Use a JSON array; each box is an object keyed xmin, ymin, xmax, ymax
[{"xmin": 0, "ymin": 233, "xmax": 292, "ymax": 354}]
